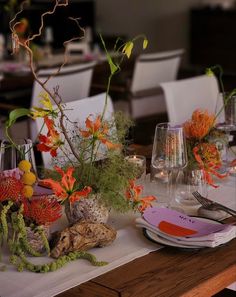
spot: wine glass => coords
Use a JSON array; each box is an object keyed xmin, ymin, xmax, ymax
[
  {"xmin": 151, "ymin": 123, "xmax": 188, "ymax": 207},
  {"xmin": 216, "ymin": 93, "xmax": 236, "ymax": 172},
  {"xmin": 0, "ymin": 138, "xmax": 37, "ymax": 177}
]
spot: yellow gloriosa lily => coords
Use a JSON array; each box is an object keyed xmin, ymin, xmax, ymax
[
  {"xmin": 143, "ymin": 39, "xmax": 148, "ymax": 49},
  {"xmin": 122, "ymin": 41, "xmax": 134, "ymax": 59},
  {"xmin": 31, "ymin": 107, "xmax": 50, "ymax": 119},
  {"xmin": 205, "ymin": 68, "xmax": 214, "ymax": 77},
  {"xmin": 38, "ymin": 92, "xmax": 53, "ymax": 110},
  {"xmin": 31, "ymin": 92, "xmax": 54, "ymax": 119}
]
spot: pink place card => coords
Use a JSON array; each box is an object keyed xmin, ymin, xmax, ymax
[{"xmin": 143, "ymin": 207, "xmax": 233, "ymax": 238}]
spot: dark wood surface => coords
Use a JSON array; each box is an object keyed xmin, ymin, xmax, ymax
[{"xmin": 56, "ymin": 217, "xmax": 236, "ymax": 297}]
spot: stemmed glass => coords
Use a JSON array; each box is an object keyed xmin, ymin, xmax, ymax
[
  {"xmin": 216, "ymin": 94, "xmax": 236, "ymax": 172},
  {"xmin": 0, "ymin": 138, "xmax": 37, "ymax": 177},
  {"xmin": 151, "ymin": 123, "xmax": 188, "ymax": 207}
]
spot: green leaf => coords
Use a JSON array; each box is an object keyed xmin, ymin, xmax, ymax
[
  {"xmin": 107, "ymin": 56, "xmax": 118, "ymax": 75},
  {"xmin": 6, "ymin": 108, "xmax": 31, "ymax": 128},
  {"xmin": 99, "ymin": 33, "xmax": 118, "ymax": 75}
]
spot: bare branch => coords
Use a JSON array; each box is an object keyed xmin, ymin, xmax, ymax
[{"xmin": 9, "ymin": 0, "xmax": 85, "ymax": 164}]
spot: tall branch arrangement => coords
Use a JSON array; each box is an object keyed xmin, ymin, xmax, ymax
[
  {"xmin": 4, "ymin": 0, "xmax": 155, "ymax": 214},
  {"xmin": 0, "ymin": 0, "xmax": 157, "ymax": 274},
  {"xmin": 6, "ymin": 0, "xmax": 148, "ymax": 166}
]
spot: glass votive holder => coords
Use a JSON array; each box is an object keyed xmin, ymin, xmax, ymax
[
  {"xmin": 125, "ymin": 154, "xmax": 146, "ymax": 181},
  {"xmin": 150, "ymin": 165, "xmax": 169, "ymax": 183},
  {"xmin": 229, "ymin": 165, "xmax": 236, "ymax": 176}
]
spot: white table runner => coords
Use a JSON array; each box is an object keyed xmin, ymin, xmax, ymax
[{"xmin": 0, "ymin": 213, "xmax": 161, "ymax": 297}]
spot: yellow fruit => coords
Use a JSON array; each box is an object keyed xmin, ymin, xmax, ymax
[
  {"xmin": 18, "ymin": 160, "xmax": 32, "ymax": 172},
  {"xmin": 22, "ymin": 172, "xmax": 36, "ymax": 185},
  {"xmin": 22, "ymin": 185, "xmax": 34, "ymax": 198}
]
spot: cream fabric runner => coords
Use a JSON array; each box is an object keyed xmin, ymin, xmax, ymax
[{"xmin": 0, "ymin": 212, "xmax": 161, "ymax": 297}]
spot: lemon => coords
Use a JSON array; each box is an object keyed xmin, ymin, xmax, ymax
[
  {"xmin": 18, "ymin": 160, "xmax": 32, "ymax": 172},
  {"xmin": 22, "ymin": 185, "xmax": 34, "ymax": 198},
  {"xmin": 22, "ymin": 172, "xmax": 36, "ymax": 185}
]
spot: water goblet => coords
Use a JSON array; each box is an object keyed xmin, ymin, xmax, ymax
[
  {"xmin": 216, "ymin": 93, "xmax": 236, "ymax": 172},
  {"xmin": 151, "ymin": 123, "xmax": 188, "ymax": 207},
  {"xmin": 0, "ymin": 138, "xmax": 37, "ymax": 177}
]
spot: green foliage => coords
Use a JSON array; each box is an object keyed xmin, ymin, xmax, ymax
[
  {"xmin": 1, "ymin": 201, "xmax": 106, "ymax": 273},
  {"xmin": 6, "ymin": 108, "xmax": 31, "ymax": 129},
  {"xmin": 97, "ymin": 153, "xmax": 138, "ymax": 212},
  {"xmin": 48, "ymin": 111, "xmax": 139, "ymax": 211},
  {"xmin": 113, "ymin": 111, "xmax": 134, "ymax": 145}
]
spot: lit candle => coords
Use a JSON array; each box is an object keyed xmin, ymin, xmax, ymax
[
  {"xmin": 125, "ymin": 155, "xmax": 146, "ymax": 179},
  {"xmin": 155, "ymin": 170, "xmax": 169, "ymax": 183},
  {"xmin": 125, "ymin": 155, "xmax": 144, "ymax": 166}
]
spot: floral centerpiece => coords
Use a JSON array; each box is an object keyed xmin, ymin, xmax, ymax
[
  {"xmin": 183, "ymin": 109, "xmax": 227, "ymax": 188},
  {"xmin": 181, "ymin": 65, "xmax": 236, "ymax": 188},
  {"xmin": 0, "ymin": 0, "xmax": 155, "ymax": 273}
]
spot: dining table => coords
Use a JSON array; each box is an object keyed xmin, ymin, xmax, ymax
[
  {"xmin": 0, "ymin": 58, "xmax": 236, "ymax": 297},
  {"xmin": 0, "ymin": 158, "xmax": 235, "ymax": 297},
  {"xmin": 55, "ymin": 172, "xmax": 236, "ymax": 297},
  {"xmin": 58, "ymin": 218, "xmax": 236, "ymax": 297}
]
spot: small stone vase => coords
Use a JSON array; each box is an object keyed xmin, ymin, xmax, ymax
[
  {"xmin": 26, "ymin": 225, "xmax": 50, "ymax": 253},
  {"xmin": 64, "ymin": 194, "xmax": 109, "ymax": 225}
]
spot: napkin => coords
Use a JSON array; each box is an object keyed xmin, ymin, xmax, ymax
[{"xmin": 135, "ymin": 207, "xmax": 236, "ymax": 248}]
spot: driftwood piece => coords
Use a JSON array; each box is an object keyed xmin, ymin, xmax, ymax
[{"xmin": 50, "ymin": 221, "xmax": 117, "ymax": 258}]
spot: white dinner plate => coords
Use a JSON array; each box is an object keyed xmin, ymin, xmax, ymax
[{"xmin": 143, "ymin": 216, "xmax": 222, "ymax": 250}]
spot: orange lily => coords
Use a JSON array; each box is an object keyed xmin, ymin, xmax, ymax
[
  {"xmin": 37, "ymin": 117, "xmax": 63, "ymax": 157},
  {"xmin": 80, "ymin": 115, "xmax": 120, "ymax": 149},
  {"xmin": 42, "ymin": 166, "xmax": 92, "ymax": 203},
  {"xmin": 138, "ymin": 196, "xmax": 156, "ymax": 212},
  {"xmin": 126, "ymin": 180, "xmax": 156, "ymax": 212},
  {"xmin": 193, "ymin": 143, "xmax": 227, "ymax": 188}
]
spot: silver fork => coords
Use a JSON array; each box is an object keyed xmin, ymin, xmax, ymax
[{"xmin": 192, "ymin": 191, "xmax": 236, "ymax": 218}]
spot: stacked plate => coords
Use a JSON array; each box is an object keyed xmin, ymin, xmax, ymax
[{"xmin": 136, "ymin": 207, "xmax": 236, "ymax": 249}]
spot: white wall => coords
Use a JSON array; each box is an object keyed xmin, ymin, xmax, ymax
[{"xmin": 96, "ymin": 0, "xmax": 201, "ymax": 62}]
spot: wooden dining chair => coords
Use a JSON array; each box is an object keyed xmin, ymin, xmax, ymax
[
  {"xmin": 128, "ymin": 49, "xmax": 184, "ymax": 119},
  {"xmin": 34, "ymin": 92, "xmax": 114, "ymax": 168},
  {"xmin": 160, "ymin": 74, "xmax": 223, "ymax": 125}
]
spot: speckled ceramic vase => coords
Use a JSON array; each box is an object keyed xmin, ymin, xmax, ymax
[
  {"xmin": 26, "ymin": 225, "xmax": 50, "ymax": 253},
  {"xmin": 65, "ymin": 194, "xmax": 109, "ymax": 225}
]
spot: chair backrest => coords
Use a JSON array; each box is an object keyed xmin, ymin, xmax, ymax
[
  {"xmin": 31, "ymin": 61, "xmax": 96, "ymax": 108},
  {"xmin": 66, "ymin": 42, "xmax": 90, "ymax": 56},
  {"xmin": 35, "ymin": 92, "xmax": 114, "ymax": 168},
  {"xmin": 130, "ymin": 49, "xmax": 184, "ymax": 94},
  {"xmin": 160, "ymin": 75, "xmax": 223, "ymax": 125}
]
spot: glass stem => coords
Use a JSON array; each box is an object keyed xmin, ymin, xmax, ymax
[{"xmin": 167, "ymin": 169, "xmax": 179, "ymax": 207}]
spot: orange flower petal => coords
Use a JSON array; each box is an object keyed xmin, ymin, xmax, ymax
[{"xmin": 69, "ymin": 186, "xmax": 92, "ymax": 203}]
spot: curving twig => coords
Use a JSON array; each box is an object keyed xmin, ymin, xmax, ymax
[{"xmin": 9, "ymin": 0, "xmax": 85, "ymax": 164}]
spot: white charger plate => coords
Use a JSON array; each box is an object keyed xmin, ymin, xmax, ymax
[{"xmin": 143, "ymin": 216, "xmax": 222, "ymax": 249}]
